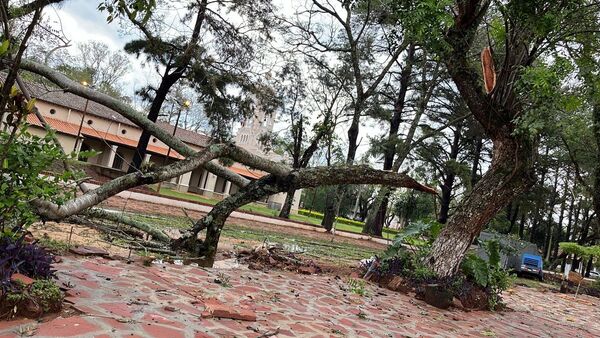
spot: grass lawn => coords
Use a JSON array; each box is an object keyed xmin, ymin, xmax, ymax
[
  {"xmin": 130, "ymin": 213, "xmax": 379, "ymax": 264},
  {"xmin": 151, "ymin": 187, "xmax": 397, "ymax": 240}
]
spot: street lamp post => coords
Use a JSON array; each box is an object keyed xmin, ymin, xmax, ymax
[
  {"xmin": 156, "ymin": 99, "xmax": 191, "ymax": 193},
  {"xmin": 73, "ymin": 81, "xmax": 91, "ymax": 153}
]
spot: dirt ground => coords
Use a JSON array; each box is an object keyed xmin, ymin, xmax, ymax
[
  {"xmin": 29, "ymin": 222, "xmax": 131, "ymax": 257},
  {"xmin": 99, "ymin": 195, "xmax": 387, "ymax": 251}
]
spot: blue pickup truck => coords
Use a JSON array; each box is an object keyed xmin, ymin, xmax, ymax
[
  {"xmin": 510, "ymin": 253, "xmax": 544, "ymax": 281},
  {"xmin": 477, "ymin": 232, "xmax": 544, "ymax": 281}
]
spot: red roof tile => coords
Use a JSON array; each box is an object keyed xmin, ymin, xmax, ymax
[{"xmin": 27, "ymin": 114, "xmax": 184, "ymax": 159}]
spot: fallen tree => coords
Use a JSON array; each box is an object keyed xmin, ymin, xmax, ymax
[
  {"xmin": 173, "ymin": 165, "xmax": 437, "ymax": 266},
  {"xmin": 17, "ymin": 59, "xmax": 436, "ymax": 266}
]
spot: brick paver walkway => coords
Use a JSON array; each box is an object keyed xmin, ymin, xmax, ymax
[{"xmin": 1, "ymin": 256, "xmax": 598, "ymax": 337}]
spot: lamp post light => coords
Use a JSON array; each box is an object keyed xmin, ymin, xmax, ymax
[
  {"xmin": 73, "ymin": 81, "xmax": 92, "ymax": 153},
  {"xmin": 156, "ymin": 99, "xmax": 191, "ymax": 193}
]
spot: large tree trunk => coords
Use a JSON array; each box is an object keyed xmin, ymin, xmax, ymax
[
  {"xmin": 278, "ymin": 187, "xmax": 296, "ymax": 218},
  {"xmin": 518, "ymin": 212, "xmax": 526, "ymax": 239},
  {"xmin": 426, "ymin": 133, "xmax": 535, "ymax": 277},
  {"xmin": 506, "ymin": 203, "xmax": 519, "ymax": 234},
  {"xmin": 321, "ymin": 187, "xmax": 340, "ymax": 231},
  {"xmin": 438, "ymin": 126, "xmax": 462, "ymax": 224},
  {"xmin": 543, "ymin": 171, "xmax": 560, "ymax": 259},
  {"xmin": 363, "ymin": 191, "xmax": 390, "ymax": 236},
  {"xmin": 362, "ymin": 45, "xmax": 415, "ymax": 236}
]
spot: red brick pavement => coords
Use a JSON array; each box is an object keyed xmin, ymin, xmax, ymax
[{"xmin": 0, "ymin": 256, "xmax": 598, "ymax": 337}]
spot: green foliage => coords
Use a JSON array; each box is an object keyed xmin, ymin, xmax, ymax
[
  {"xmin": 376, "ymin": 220, "xmax": 438, "ymax": 283},
  {"xmin": 4, "ymin": 279, "xmax": 62, "ymax": 318},
  {"xmin": 514, "ymin": 57, "xmax": 579, "ymax": 138},
  {"xmin": 391, "ymin": 191, "xmax": 436, "ymax": 226},
  {"xmin": 0, "ymin": 88, "xmax": 77, "ymax": 231},
  {"xmin": 297, "ymin": 209, "xmax": 365, "ymax": 227},
  {"xmin": 462, "ymin": 254, "xmax": 490, "ymax": 287},
  {"xmin": 376, "ymin": 0, "xmax": 452, "ymax": 51},
  {"xmin": 559, "ymin": 242, "xmax": 600, "ymax": 259},
  {"xmin": 98, "ymin": 0, "xmax": 156, "ymax": 24},
  {"xmin": 29, "ymin": 279, "xmax": 63, "ymax": 312},
  {"xmin": 461, "ymin": 240, "xmax": 514, "ymax": 310},
  {"xmin": 0, "ymin": 39, "xmax": 9, "ymax": 56},
  {"xmin": 347, "ymin": 278, "xmax": 367, "ymax": 296},
  {"xmin": 383, "ymin": 220, "xmax": 441, "ymax": 258},
  {"xmin": 379, "ymin": 247, "xmax": 436, "ymax": 283}
]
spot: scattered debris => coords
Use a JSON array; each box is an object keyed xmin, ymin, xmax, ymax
[
  {"xmin": 11, "ymin": 273, "xmax": 34, "ymax": 286},
  {"xmin": 201, "ymin": 298, "xmax": 256, "ymax": 321},
  {"xmin": 214, "ymin": 272, "xmax": 232, "ymax": 287},
  {"xmin": 257, "ymin": 328, "xmax": 280, "ymax": 337},
  {"xmin": 164, "ymin": 305, "xmax": 178, "ymax": 312},
  {"xmin": 236, "ymin": 243, "xmax": 323, "ymax": 275},
  {"xmin": 69, "ymin": 246, "xmax": 109, "ymax": 257}
]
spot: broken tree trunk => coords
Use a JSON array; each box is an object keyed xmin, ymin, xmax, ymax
[
  {"xmin": 173, "ymin": 166, "xmax": 437, "ymax": 266},
  {"xmin": 427, "ymin": 132, "xmax": 535, "ymax": 276}
]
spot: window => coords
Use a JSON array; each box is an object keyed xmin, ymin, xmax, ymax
[
  {"xmin": 86, "ymin": 119, "xmax": 93, "ymax": 125},
  {"xmin": 49, "ymin": 109, "xmax": 56, "ymax": 115},
  {"xmin": 152, "ymin": 138, "xmax": 157, "ymax": 143},
  {"xmin": 112, "ymin": 151, "xmax": 125, "ymax": 170},
  {"xmin": 121, "ymin": 129, "xmax": 127, "ymax": 135}
]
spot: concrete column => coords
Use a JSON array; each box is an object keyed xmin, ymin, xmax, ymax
[
  {"xmin": 144, "ymin": 153, "xmax": 152, "ymax": 163},
  {"xmin": 106, "ymin": 145, "xmax": 118, "ymax": 168},
  {"xmin": 177, "ymin": 171, "xmax": 192, "ymax": 192},
  {"xmin": 224, "ymin": 181, "xmax": 232, "ymax": 196},
  {"xmin": 204, "ymin": 173, "xmax": 217, "ymax": 192},
  {"xmin": 199, "ymin": 170, "xmax": 208, "ymax": 189}
]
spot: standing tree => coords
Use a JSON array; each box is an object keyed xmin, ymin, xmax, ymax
[
  {"xmin": 286, "ymin": 0, "xmax": 412, "ymax": 231},
  {"xmin": 423, "ymin": 0, "xmax": 600, "ymax": 276},
  {"xmin": 260, "ymin": 59, "xmax": 346, "ymax": 218}
]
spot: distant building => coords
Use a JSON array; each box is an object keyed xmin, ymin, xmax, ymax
[{"xmin": 1, "ymin": 79, "xmax": 301, "ymax": 213}]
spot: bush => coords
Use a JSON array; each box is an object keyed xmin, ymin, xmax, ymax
[
  {"xmin": 375, "ymin": 221, "xmax": 439, "ymax": 284},
  {"xmin": 0, "ymin": 235, "xmax": 55, "ymax": 278},
  {"xmin": 0, "ymin": 235, "xmax": 56, "ymax": 295},
  {"xmin": 298, "ymin": 209, "xmax": 365, "ymax": 227},
  {"xmin": 460, "ymin": 240, "xmax": 514, "ymax": 310},
  {"xmin": 0, "ymin": 87, "xmax": 77, "ymax": 233},
  {"xmin": 0, "ymin": 234, "xmax": 60, "ymax": 319},
  {"xmin": 2, "ymin": 279, "xmax": 63, "ymax": 319}
]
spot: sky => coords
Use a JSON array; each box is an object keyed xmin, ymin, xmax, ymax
[
  {"xmin": 42, "ymin": 0, "xmax": 376, "ymax": 160},
  {"xmin": 45, "ymin": 0, "xmax": 158, "ymax": 100}
]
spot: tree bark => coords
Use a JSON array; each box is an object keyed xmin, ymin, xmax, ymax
[
  {"xmin": 506, "ymin": 203, "xmax": 519, "ymax": 235},
  {"xmin": 321, "ymin": 187, "xmax": 339, "ymax": 231},
  {"xmin": 470, "ymin": 137, "xmax": 483, "ymax": 187},
  {"xmin": 362, "ymin": 44, "xmax": 415, "ymax": 235},
  {"xmin": 518, "ymin": 212, "xmax": 526, "ymax": 240},
  {"xmin": 543, "ymin": 171, "xmax": 560, "ymax": 259},
  {"xmin": 426, "ymin": 132, "xmax": 535, "ymax": 277},
  {"xmin": 173, "ymin": 165, "xmax": 437, "ymax": 265},
  {"xmin": 438, "ymin": 126, "xmax": 462, "ymax": 224},
  {"xmin": 278, "ymin": 187, "xmax": 296, "ymax": 218}
]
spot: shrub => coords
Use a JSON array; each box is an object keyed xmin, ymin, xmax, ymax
[
  {"xmin": 376, "ymin": 221, "xmax": 440, "ymax": 284},
  {"xmin": 1, "ymin": 83, "xmax": 80, "ymax": 236},
  {"xmin": 297, "ymin": 209, "xmax": 365, "ymax": 227},
  {"xmin": 0, "ymin": 235, "xmax": 56, "ymax": 294},
  {"xmin": 347, "ymin": 278, "xmax": 368, "ymax": 296},
  {"xmin": 2, "ymin": 279, "xmax": 63, "ymax": 319},
  {"xmin": 28, "ymin": 279, "xmax": 62, "ymax": 312},
  {"xmin": 460, "ymin": 240, "xmax": 514, "ymax": 310}
]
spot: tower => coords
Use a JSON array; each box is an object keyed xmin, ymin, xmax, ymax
[{"xmin": 234, "ymin": 107, "xmax": 277, "ymax": 158}]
